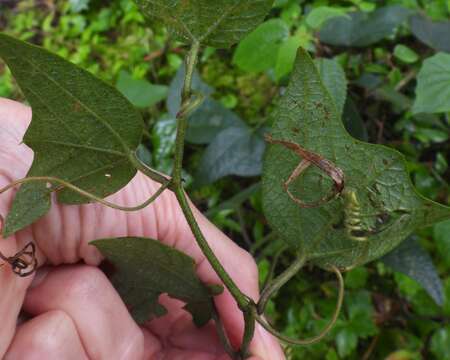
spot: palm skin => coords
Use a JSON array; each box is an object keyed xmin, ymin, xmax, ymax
[{"xmin": 0, "ymin": 98, "xmax": 284, "ymax": 359}]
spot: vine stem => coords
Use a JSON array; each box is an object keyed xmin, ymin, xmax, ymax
[
  {"xmin": 240, "ymin": 304, "xmax": 256, "ymax": 359},
  {"xmin": 255, "ymin": 265, "xmax": 345, "ymax": 346},
  {"xmin": 212, "ymin": 303, "xmax": 238, "ymax": 359},
  {"xmin": 160, "ymin": 41, "xmax": 251, "ymax": 359},
  {"xmin": 261, "ymin": 244, "xmax": 288, "ymax": 292},
  {"xmin": 0, "ymin": 176, "xmax": 170, "ymax": 212}
]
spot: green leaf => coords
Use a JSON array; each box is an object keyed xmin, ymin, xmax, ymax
[
  {"xmin": 319, "ymin": 6, "xmax": 413, "ymax": 47},
  {"xmin": 433, "ymin": 220, "xmax": 450, "ymax": 267},
  {"xmin": 335, "ymin": 328, "xmax": 358, "ymax": 358},
  {"xmin": 430, "ymin": 326, "xmax": 450, "ymax": 360},
  {"xmin": 346, "ymin": 290, "xmax": 378, "ymax": 337},
  {"xmin": 375, "ymin": 85, "xmax": 413, "ymax": 113},
  {"xmin": 196, "ymin": 127, "xmax": 265, "ymax": 185},
  {"xmin": 233, "ymin": 19, "xmax": 289, "ymax": 73},
  {"xmin": 275, "ymin": 35, "xmax": 303, "ymax": 80},
  {"xmin": 135, "ymin": 0, "xmax": 274, "ymax": 48},
  {"xmin": 315, "ymin": 58, "xmax": 347, "ymax": 117},
  {"xmin": 382, "ymin": 236, "xmax": 445, "ymax": 306},
  {"xmin": 186, "ymin": 98, "xmax": 246, "ymax": 144},
  {"xmin": 345, "ymin": 267, "xmax": 369, "ymax": 289},
  {"xmin": 342, "ymin": 98, "xmax": 368, "ymax": 141},
  {"xmin": 413, "ymin": 53, "xmax": 450, "ymax": 114},
  {"xmin": 116, "ymin": 70, "xmax": 168, "ymax": 108},
  {"xmin": 410, "ymin": 15, "xmax": 450, "ymax": 53},
  {"xmin": 305, "ymin": 6, "xmax": 349, "ymax": 30},
  {"xmin": 262, "ymin": 49, "xmax": 450, "ymax": 269},
  {"xmin": 69, "ymin": 0, "xmax": 90, "ymax": 12},
  {"xmin": 92, "ymin": 237, "xmax": 220, "ymax": 326},
  {"xmin": 393, "ymin": 44, "xmax": 419, "ymax": 64},
  {"xmin": 0, "ymin": 33, "xmax": 143, "ymax": 237}
]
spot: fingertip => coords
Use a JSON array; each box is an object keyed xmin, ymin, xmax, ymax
[{"xmin": 250, "ymin": 323, "xmax": 285, "ymax": 360}]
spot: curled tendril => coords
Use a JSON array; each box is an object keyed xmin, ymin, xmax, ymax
[
  {"xmin": 0, "ymin": 242, "xmax": 38, "ymax": 277},
  {"xmin": 256, "ymin": 265, "xmax": 345, "ymax": 346},
  {"xmin": 265, "ymin": 134, "xmax": 344, "ymax": 208},
  {"xmin": 0, "ymin": 176, "xmax": 171, "ymax": 212}
]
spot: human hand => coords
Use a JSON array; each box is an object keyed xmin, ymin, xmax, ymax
[{"xmin": 0, "ymin": 98, "xmax": 284, "ymax": 359}]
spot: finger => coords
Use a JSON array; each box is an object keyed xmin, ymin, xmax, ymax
[
  {"xmin": 0, "ymin": 177, "xmax": 39, "ymax": 356},
  {"xmin": 0, "ymin": 250, "xmax": 33, "ymax": 356},
  {"xmin": 0, "ymin": 99, "xmax": 283, "ymax": 358},
  {"xmin": 23, "ymin": 265, "xmax": 151, "ymax": 360},
  {"xmin": 4, "ymin": 310, "xmax": 89, "ymax": 360},
  {"xmin": 146, "ymin": 295, "xmax": 225, "ymax": 354},
  {"xmin": 152, "ymin": 197, "xmax": 285, "ymax": 359}
]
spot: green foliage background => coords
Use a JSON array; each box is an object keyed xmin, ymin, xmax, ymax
[{"xmin": 1, "ymin": 0, "xmax": 449, "ymax": 358}]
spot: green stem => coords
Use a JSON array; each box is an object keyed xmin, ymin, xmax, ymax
[
  {"xmin": 255, "ymin": 265, "xmax": 345, "ymax": 346},
  {"xmin": 174, "ymin": 188, "xmax": 250, "ymax": 309},
  {"xmin": 257, "ymin": 253, "xmax": 307, "ymax": 315},
  {"xmin": 240, "ymin": 305, "xmax": 256, "ymax": 359},
  {"xmin": 168, "ymin": 41, "xmax": 249, "ymax": 309},
  {"xmin": 0, "ymin": 176, "xmax": 170, "ymax": 212},
  {"xmin": 261, "ymin": 244, "xmax": 288, "ymax": 293},
  {"xmin": 154, "ymin": 41, "xmax": 253, "ymax": 357},
  {"xmin": 211, "ymin": 303, "xmax": 238, "ymax": 360},
  {"xmin": 182, "ymin": 41, "xmax": 200, "ymax": 102},
  {"xmin": 172, "ymin": 41, "xmax": 201, "ymax": 185}
]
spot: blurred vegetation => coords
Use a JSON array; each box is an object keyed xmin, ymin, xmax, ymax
[{"xmin": 1, "ymin": 0, "xmax": 450, "ymax": 359}]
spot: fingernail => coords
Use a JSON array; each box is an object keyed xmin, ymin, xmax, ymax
[{"xmin": 30, "ymin": 267, "xmax": 50, "ymax": 289}]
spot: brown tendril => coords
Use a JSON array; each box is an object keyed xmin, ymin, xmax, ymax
[
  {"xmin": 0, "ymin": 242, "xmax": 38, "ymax": 277},
  {"xmin": 265, "ymin": 134, "xmax": 344, "ymax": 208}
]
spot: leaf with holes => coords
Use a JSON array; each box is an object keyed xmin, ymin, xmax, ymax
[
  {"xmin": 92, "ymin": 237, "xmax": 221, "ymax": 326},
  {"xmin": 135, "ymin": 0, "xmax": 274, "ymax": 48},
  {"xmin": 262, "ymin": 49, "xmax": 450, "ymax": 269},
  {"xmin": 0, "ymin": 33, "xmax": 143, "ymax": 236}
]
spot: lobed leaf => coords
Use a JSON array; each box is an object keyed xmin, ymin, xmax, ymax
[
  {"xmin": 262, "ymin": 49, "xmax": 450, "ymax": 269},
  {"xmin": 0, "ymin": 33, "xmax": 143, "ymax": 237},
  {"xmin": 135, "ymin": 0, "xmax": 274, "ymax": 48},
  {"xmin": 92, "ymin": 237, "xmax": 221, "ymax": 326}
]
